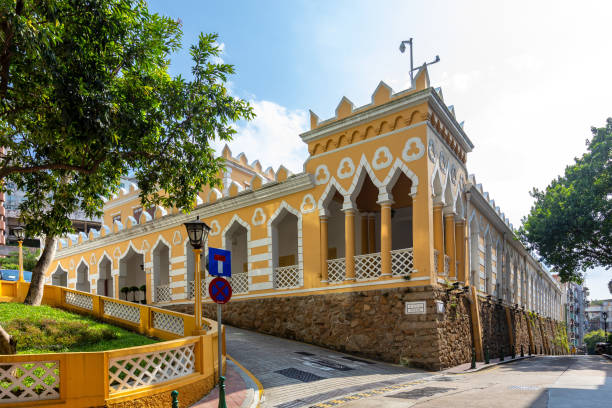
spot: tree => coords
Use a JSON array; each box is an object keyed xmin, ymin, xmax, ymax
[
  {"xmin": 0, "ymin": 3, "xmax": 252, "ymax": 302},
  {"xmin": 519, "ymin": 119, "xmax": 612, "ymax": 283},
  {"xmin": 609, "ymin": 279, "xmax": 612, "ymax": 296}
]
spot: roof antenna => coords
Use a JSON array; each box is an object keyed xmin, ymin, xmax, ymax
[{"xmin": 399, "ymin": 39, "xmax": 440, "ymax": 85}]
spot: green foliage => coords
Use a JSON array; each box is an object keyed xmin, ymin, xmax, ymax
[
  {"xmin": 552, "ymin": 324, "xmax": 570, "ymax": 353},
  {"xmin": 0, "ymin": 249, "xmax": 40, "ymax": 271},
  {"xmin": 0, "ymin": 0, "xmax": 253, "ymax": 295},
  {"xmin": 120, "ymin": 286, "xmax": 130, "ymax": 300},
  {"xmin": 584, "ymin": 329, "xmax": 609, "ymax": 354},
  {"xmin": 0, "ymin": 303, "xmax": 158, "ymax": 353},
  {"xmin": 519, "ymin": 118, "xmax": 612, "ymax": 283}
]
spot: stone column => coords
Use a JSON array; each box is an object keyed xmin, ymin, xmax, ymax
[
  {"xmin": 455, "ymin": 219, "xmax": 466, "ymax": 282},
  {"xmin": 380, "ymin": 201, "xmax": 393, "ymax": 277},
  {"xmin": 368, "ymin": 213, "xmax": 376, "ymax": 253},
  {"xmin": 433, "ymin": 204, "xmax": 444, "ymax": 274},
  {"xmin": 344, "ymin": 209, "xmax": 356, "ymax": 281},
  {"xmin": 444, "ymin": 213, "xmax": 456, "ymax": 278},
  {"xmin": 320, "ymin": 215, "xmax": 328, "ymax": 282},
  {"xmin": 360, "ymin": 213, "xmax": 368, "ymax": 255}
]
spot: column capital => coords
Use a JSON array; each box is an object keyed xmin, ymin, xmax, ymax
[
  {"xmin": 342, "ymin": 207, "xmax": 356, "ymax": 214},
  {"xmin": 433, "ymin": 203, "xmax": 444, "ymax": 210},
  {"xmin": 377, "ymin": 199, "xmax": 394, "ymax": 206},
  {"xmin": 319, "ymin": 214, "xmax": 329, "ymax": 221}
]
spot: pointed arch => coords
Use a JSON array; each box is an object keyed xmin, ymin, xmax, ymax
[
  {"xmin": 268, "ymin": 201, "xmax": 303, "ymax": 288},
  {"xmin": 347, "ymin": 155, "xmax": 383, "ymax": 208},
  {"xmin": 432, "ymin": 168, "xmax": 444, "ymax": 204},
  {"xmin": 76, "ymin": 258, "xmax": 90, "ymax": 293},
  {"xmin": 317, "ymin": 176, "xmax": 347, "ymax": 217},
  {"xmin": 380, "ymin": 158, "xmax": 419, "ymax": 200},
  {"xmin": 97, "ymin": 251, "xmax": 113, "ymax": 297},
  {"xmin": 51, "ymin": 263, "xmax": 68, "ymax": 287}
]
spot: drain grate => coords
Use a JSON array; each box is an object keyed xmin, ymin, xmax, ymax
[
  {"xmin": 312, "ymin": 359, "xmax": 354, "ymax": 371},
  {"xmin": 275, "ymin": 368, "xmax": 325, "ymax": 383},
  {"xmin": 386, "ymin": 386, "xmax": 452, "ymax": 399},
  {"xmin": 295, "ymin": 351, "xmax": 316, "ymax": 356},
  {"xmin": 341, "ymin": 356, "xmax": 376, "ymax": 365}
]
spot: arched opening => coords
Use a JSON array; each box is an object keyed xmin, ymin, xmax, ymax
[
  {"xmin": 186, "ymin": 241, "xmax": 207, "ymax": 299},
  {"xmin": 388, "ymin": 172, "xmax": 414, "ymax": 276},
  {"xmin": 271, "ymin": 208, "xmax": 300, "ymax": 289},
  {"xmin": 51, "ymin": 264, "xmax": 68, "ymax": 287},
  {"xmin": 469, "ymin": 215, "xmax": 480, "ymax": 290},
  {"xmin": 484, "ymin": 232, "xmax": 493, "ymax": 294},
  {"xmin": 352, "ymin": 173, "xmax": 382, "ymax": 280},
  {"xmin": 76, "ymin": 261, "xmax": 90, "ymax": 293},
  {"xmin": 97, "ymin": 256, "xmax": 113, "ymax": 297},
  {"xmin": 323, "ymin": 188, "xmax": 346, "ymax": 283},
  {"xmin": 118, "ymin": 246, "xmax": 145, "ymax": 303},
  {"xmin": 224, "ymin": 221, "xmax": 249, "ymax": 293},
  {"xmin": 153, "ymin": 241, "xmax": 171, "ymax": 302}
]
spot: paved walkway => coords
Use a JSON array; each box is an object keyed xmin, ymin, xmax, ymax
[
  {"xmin": 191, "ymin": 359, "xmax": 259, "ymax": 408},
  {"xmin": 225, "ymin": 326, "xmax": 433, "ymax": 408}
]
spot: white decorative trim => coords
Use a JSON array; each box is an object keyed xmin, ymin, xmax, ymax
[
  {"xmin": 300, "ymin": 194, "xmax": 316, "ymax": 214},
  {"xmin": 317, "ymin": 176, "xmax": 348, "ymax": 216},
  {"xmin": 152, "ymin": 235, "xmax": 172, "ymax": 254},
  {"xmin": 221, "ymin": 214, "xmax": 251, "ymax": 282},
  {"xmin": 267, "ymin": 201, "xmax": 303, "ymax": 288},
  {"xmin": 113, "ymin": 247, "xmax": 122, "ymax": 259},
  {"xmin": 347, "ymin": 155, "xmax": 384, "ymax": 208},
  {"xmin": 401, "ymin": 137, "xmax": 425, "ymax": 162},
  {"xmin": 372, "ymin": 146, "xmax": 392, "ymax": 170},
  {"xmin": 209, "ymin": 220, "xmax": 221, "ymax": 236},
  {"xmin": 250, "ymin": 281, "xmax": 273, "ymax": 291},
  {"xmin": 248, "ymin": 237, "xmax": 271, "ymax": 248},
  {"xmin": 90, "ymin": 253, "xmax": 96, "ymax": 265},
  {"xmin": 251, "ymin": 208, "xmax": 266, "ymax": 226},
  {"xmin": 170, "ymin": 268, "xmax": 186, "ymax": 277},
  {"xmin": 141, "ymin": 239, "xmax": 150, "ymax": 253},
  {"xmin": 314, "ymin": 164, "xmax": 330, "ymax": 185},
  {"xmin": 249, "ymin": 267, "xmax": 272, "ymax": 276},
  {"xmin": 380, "ymin": 158, "xmax": 419, "ymax": 200},
  {"xmin": 69, "ymin": 259, "xmax": 75, "ymax": 270},
  {"xmin": 172, "ymin": 231, "xmax": 182, "ymax": 245},
  {"xmin": 337, "ymin": 157, "xmax": 355, "ymax": 179}
]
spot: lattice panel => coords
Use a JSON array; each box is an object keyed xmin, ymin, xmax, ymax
[
  {"xmin": 155, "ymin": 285, "xmax": 172, "ymax": 303},
  {"xmin": 433, "ymin": 249, "xmax": 439, "ymax": 273},
  {"xmin": 327, "ymin": 258, "xmax": 346, "ymax": 283},
  {"xmin": 103, "ymin": 300, "xmax": 140, "ymax": 324},
  {"xmin": 444, "ymin": 255, "xmax": 450, "ymax": 276},
  {"xmin": 391, "ymin": 248, "xmax": 414, "ymax": 277},
  {"xmin": 230, "ymin": 273, "xmax": 248, "ymax": 294},
  {"xmin": 188, "ymin": 278, "xmax": 213, "ymax": 299},
  {"xmin": 108, "ymin": 344, "xmax": 195, "ymax": 393},
  {"xmin": 0, "ymin": 361, "xmax": 60, "ymax": 402},
  {"xmin": 64, "ymin": 291, "xmax": 93, "ymax": 310},
  {"xmin": 273, "ymin": 265, "xmax": 300, "ymax": 289},
  {"xmin": 152, "ymin": 311, "xmax": 184, "ymax": 336},
  {"xmin": 354, "ymin": 253, "xmax": 381, "ymax": 280}
]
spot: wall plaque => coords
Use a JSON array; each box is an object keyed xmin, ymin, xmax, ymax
[{"xmin": 405, "ymin": 301, "xmax": 426, "ymax": 315}]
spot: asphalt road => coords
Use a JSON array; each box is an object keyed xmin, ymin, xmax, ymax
[{"xmin": 340, "ymin": 355, "xmax": 612, "ymax": 408}]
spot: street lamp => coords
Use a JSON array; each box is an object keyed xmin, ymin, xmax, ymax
[
  {"xmin": 184, "ymin": 216, "xmax": 211, "ymax": 334},
  {"xmin": 603, "ymin": 311, "xmax": 608, "ymax": 340},
  {"xmin": 13, "ymin": 226, "xmax": 25, "ymax": 282}
]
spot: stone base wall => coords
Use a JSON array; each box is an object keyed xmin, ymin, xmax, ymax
[
  {"xmin": 478, "ymin": 300, "xmax": 511, "ymax": 359},
  {"xmin": 202, "ymin": 286, "xmax": 472, "ymax": 370}
]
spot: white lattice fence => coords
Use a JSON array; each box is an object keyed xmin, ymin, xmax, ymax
[
  {"xmin": 327, "ymin": 258, "xmax": 345, "ymax": 283},
  {"xmin": 155, "ymin": 285, "xmax": 172, "ymax": 303},
  {"xmin": 0, "ymin": 361, "xmax": 60, "ymax": 403},
  {"xmin": 391, "ymin": 248, "xmax": 414, "ymax": 277},
  {"xmin": 354, "ymin": 253, "xmax": 381, "ymax": 280},
  {"xmin": 230, "ymin": 273, "xmax": 248, "ymax": 294},
  {"xmin": 64, "ymin": 291, "xmax": 93, "ymax": 311},
  {"xmin": 444, "ymin": 255, "xmax": 450, "ymax": 275},
  {"xmin": 108, "ymin": 343, "xmax": 195, "ymax": 393},
  {"xmin": 188, "ymin": 277, "xmax": 213, "ymax": 299},
  {"xmin": 273, "ymin": 265, "xmax": 300, "ymax": 289},
  {"xmin": 433, "ymin": 249, "xmax": 439, "ymax": 273},
  {"xmin": 152, "ymin": 311, "xmax": 184, "ymax": 336},
  {"xmin": 103, "ymin": 300, "xmax": 140, "ymax": 324}
]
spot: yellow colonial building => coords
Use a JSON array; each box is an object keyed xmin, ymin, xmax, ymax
[{"xmin": 45, "ymin": 67, "xmax": 564, "ymax": 369}]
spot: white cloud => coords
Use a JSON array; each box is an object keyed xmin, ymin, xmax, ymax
[
  {"xmin": 213, "ymin": 100, "xmax": 309, "ymax": 174},
  {"xmin": 211, "ymin": 42, "xmax": 225, "ymax": 65}
]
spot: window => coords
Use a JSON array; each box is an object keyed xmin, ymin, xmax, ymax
[
  {"xmin": 133, "ymin": 207, "xmax": 142, "ymax": 224},
  {"xmin": 112, "ymin": 214, "xmax": 121, "ymax": 224}
]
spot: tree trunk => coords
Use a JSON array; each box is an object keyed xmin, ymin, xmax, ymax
[
  {"xmin": 0, "ymin": 324, "xmax": 16, "ymax": 354},
  {"xmin": 24, "ymin": 235, "xmax": 57, "ymax": 305}
]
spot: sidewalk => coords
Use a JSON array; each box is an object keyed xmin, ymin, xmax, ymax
[
  {"xmin": 443, "ymin": 355, "xmax": 534, "ymax": 374},
  {"xmin": 191, "ymin": 358, "xmax": 261, "ymax": 408}
]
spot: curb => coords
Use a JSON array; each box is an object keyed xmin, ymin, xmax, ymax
[
  {"xmin": 227, "ymin": 354, "xmax": 263, "ymax": 408},
  {"xmin": 444, "ymin": 355, "xmax": 534, "ymax": 374},
  {"xmin": 602, "ymin": 354, "xmax": 612, "ymax": 361}
]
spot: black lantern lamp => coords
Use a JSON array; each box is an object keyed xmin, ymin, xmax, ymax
[
  {"xmin": 13, "ymin": 226, "xmax": 25, "ymax": 241},
  {"xmin": 184, "ymin": 216, "xmax": 211, "ymax": 249}
]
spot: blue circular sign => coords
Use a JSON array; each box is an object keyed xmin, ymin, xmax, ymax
[{"xmin": 209, "ymin": 277, "xmax": 232, "ymax": 304}]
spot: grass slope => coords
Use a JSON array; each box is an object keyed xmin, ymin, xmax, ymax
[{"xmin": 0, "ymin": 302, "xmax": 158, "ymax": 354}]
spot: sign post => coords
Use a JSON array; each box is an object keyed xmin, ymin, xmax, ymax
[{"xmin": 208, "ymin": 247, "xmax": 232, "ymax": 408}]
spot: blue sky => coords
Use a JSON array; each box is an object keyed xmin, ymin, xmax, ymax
[{"xmin": 147, "ymin": 0, "xmax": 611, "ymax": 298}]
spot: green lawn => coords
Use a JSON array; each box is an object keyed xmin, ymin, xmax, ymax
[{"xmin": 0, "ymin": 302, "xmax": 159, "ymax": 354}]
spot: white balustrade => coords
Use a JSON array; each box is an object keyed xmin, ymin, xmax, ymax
[
  {"xmin": 273, "ymin": 265, "xmax": 300, "ymax": 289},
  {"xmin": 155, "ymin": 285, "xmax": 172, "ymax": 303},
  {"xmin": 108, "ymin": 343, "xmax": 195, "ymax": 393},
  {"xmin": 64, "ymin": 291, "xmax": 93, "ymax": 310},
  {"xmin": 103, "ymin": 299, "xmax": 140, "ymax": 324},
  {"xmin": 433, "ymin": 249, "xmax": 439, "ymax": 273},
  {"xmin": 152, "ymin": 310, "xmax": 184, "ymax": 336},
  {"xmin": 0, "ymin": 360, "xmax": 60, "ymax": 403},
  {"xmin": 230, "ymin": 273, "xmax": 248, "ymax": 294},
  {"xmin": 444, "ymin": 255, "xmax": 450, "ymax": 276},
  {"xmin": 327, "ymin": 258, "xmax": 346, "ymax": 283},
  {"xmin": 354, "ymin": 252, "xmax": 381, "ymax": 280},
  {"xmin": 391, "ymin": 248, "xmax": 414, "ymax": 277}
]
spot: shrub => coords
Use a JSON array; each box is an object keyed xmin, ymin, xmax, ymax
[{"xmin": 584, "ymin": 329, "xmax": 608, "ymax": 354}]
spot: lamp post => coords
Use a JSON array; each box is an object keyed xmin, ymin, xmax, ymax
[
  {"xmin": 13, "ymin": 226, "xmax": 25, "ymax": 282},
  {"xmin": 603, "ymin": 311, "xmax": 608, "ymax": 340},
  {"xmin": 184, "ymin": 216, "xmax": 211, "ymax": 335}
]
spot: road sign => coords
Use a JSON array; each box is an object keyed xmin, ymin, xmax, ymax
[
  {"xmin": 209, "ymin": 277, "xmax": 232, "ymax": 304},
  {"xmin": 208, "ymin": 247, "xmax": 231, "ymax": 277}
]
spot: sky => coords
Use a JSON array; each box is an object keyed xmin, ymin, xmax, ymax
[{"xmin": 147, "ymin": 0, "xmax": 611, "ymax": 299}]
